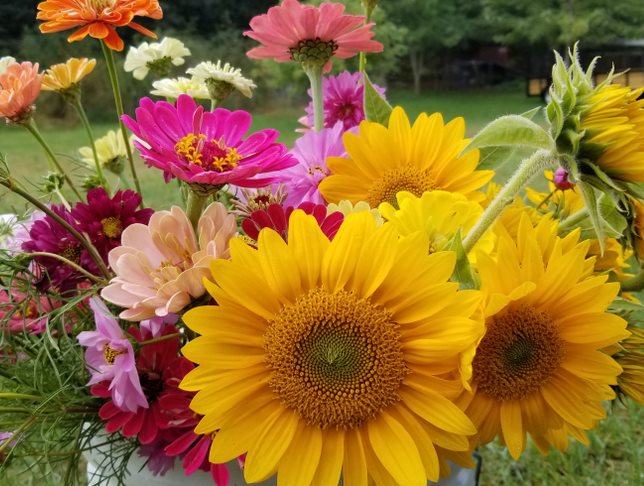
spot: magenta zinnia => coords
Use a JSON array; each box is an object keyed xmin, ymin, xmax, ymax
[
  {"xmin": 123, "ymin": 94, "xmax": 296, "ymax": 187},
  {"xmin": 244, "ymin": 0, "xmax": 383, "ymax": 68}
]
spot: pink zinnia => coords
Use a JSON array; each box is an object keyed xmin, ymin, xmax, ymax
[
  {"xmin": 123, "ymin": 95, "xmax": 295, "ymax": 187},
  {"xmin": 283, "ymin": 122, "xmax": 352, "ymax": 207},
  {"xmin": 78, "ymin": 298, "xmax": 147, "ymax": 413},
  {"xmin": 300, "ymin": 71, "xmax": 386, "ymax": 130},
  {"xmin": 0, "ymin": 62, "xmax": 42, "ymax": 122},
  {"xmin": 244, "ymin": 0, "xmax": 383, "ymax": 68}
]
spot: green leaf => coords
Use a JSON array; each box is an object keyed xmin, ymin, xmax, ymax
[
  {"xmin": 363, "ymin": 73, "xmax": 392, "ymax": 125},
  {"xmin": 448, "ymin": 231, "xmax": 479, "ymax": 290},
  {"xmin": 463, "ymin": 115, "xmax": 555, "ymax": 154},
  {"xmin": 578, "ymin": 181, "xmax": 605, "ymax": 251},
  {"xmin": 598, "ymin": 192, "xmax": 627, "ymax": 237}
]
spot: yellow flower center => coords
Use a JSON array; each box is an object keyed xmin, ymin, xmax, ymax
[
  {"xmin": 473, "ymin": 305, "xmax": 565, "ymax": 400},
  {"xmin": 103, "ymin": 344, "xmax": 125, "ymax": 365},
  {"xmin": 61, "ymin": 244, "xmax": 81, "ymax": 263},
  {"xmin": 101, "ymin": 216, "xmax": 123, "ymax": 239},
  {"xmin": 175, "ymin": 134, "xmax": 242, "ymax": 172},
  {"xmin": 366, "ymin": 165, "xmax": 437, "ymax": 208},
  {"xmin": 264, "ymin": 288, "xmax": 407, "ymax": 430}
]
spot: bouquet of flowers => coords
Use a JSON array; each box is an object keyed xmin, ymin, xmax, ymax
[{"xmin": 0, "ymin": 1, "xmax": 642, "ymax": 485}]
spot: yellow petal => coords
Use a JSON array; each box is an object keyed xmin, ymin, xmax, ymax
[
  {"xmin": 311, "ymin": 429, "xmax": 344, "ymax": 486},
  {"xmin": 277, "ymin": 424, "xmax": 322, "ymax": 486},
  {"xmin": 500, "ymin": 401, "xmax": 525, "ymax": 459},
  {"xmin": 342, "ymin": 429, "xmax": 368, "ymax": 486}
]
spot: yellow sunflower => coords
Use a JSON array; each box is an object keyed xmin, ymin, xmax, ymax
[
  {"xmin": 318, "ymin": 107, "xmax": 493, "ymax": 208},
  {"xmin": 379, "ymin": 190, "xmax": 494, "ymax": 259},
  {"xmin": 181, "ymin": 211, "xmax": 485, "ymax": 485},
  {"xmin": 42, "ymin": 57, "xmax": 96, "ymax": 92},
  {"xmin": 612, "ymin": 326, "xmax": 644, "ymax": 404},
  {"xmin": 463, "ymin": 214, "xmax": 629, "ymax": 459},
  {"xmin": 580, "ymin": 83, "xmax": 644, "ymax": 183}
]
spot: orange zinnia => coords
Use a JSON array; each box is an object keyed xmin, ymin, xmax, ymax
[{"xmin": 37, "ymin": 0, "xmax": 163, "ymax": 52}]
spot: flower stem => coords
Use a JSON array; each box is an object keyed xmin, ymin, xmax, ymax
[
  {"xmin": 462, "ymin": 149, "xmax": 554, "ymax": 254},
  {"xmin": 0, "ymin": 178, "xmax": 111, "ymax": 280},
  {"xmin": 557, "ymin": 208, "xmax": 589, "ymax": 233},
  {"xmin": 620, "ymin": 268, "xmax": 644, "ymax": 292},
  {"xmin": 210, "ymin": 98, "xmax": 219, "ymax": 111},
  {"xmin": 186, "ymin": 190, "xmax": 208, "ymax": 231},
  {"xmin": 72, "ymin": 97, "xmax": 109, "ymax": 190},
  {"xmin": 359, "ymin": 2, "xmax": 375, "ymax": 72},
  {"xmin": 101, "ymin": 41, "xmax": 142, "ymax": 201},
  {"xmin": 137, "ymin": 332, "xmax": 183, "ymax": 347},
  {"xmin": 25, "ymin": 252, "xmax": 103, "ymax": 284},
  {"xmin": 303, "ymin": 64, "xmax": 324, "ymax": 132},
  {"xmin": 23, "ymin": 120, "xmax": 82, "ymax": 200}
]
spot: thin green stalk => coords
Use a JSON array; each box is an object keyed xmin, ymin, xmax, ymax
[
  {"xmin": 620, "ymin": 268, "xmax": 644, "ymax": 292},
  {"xmin": 186, "ymin": 190, "xmax": 208, "ymax": 230},
  {"xmin": 462, "ymin": 149, "xmax": 555, "ymax": 253},
  {"xmin": 303, "ymin": 64, "xmax": 324, "ymax": 132},
  {"xmin": 0, "ymin": 178, "xmax": 111, "ymax": 280},
  {"xmin": 72, "ymin": 97, "xmax": 108, "ymax": 190},
  {"xmin": 210, "ymin": 98, "xmax": 219, "ymax": 111},
  {"xmin": 101, "ymin": 41, "xmax": 142, "ymax": 200},
  {"xmin": 23, "ymin": 120, "xmax": 82, "ymax": 200},
  {"xmin": 558, "ymin": 208, "xmax": 589, "ymax": 232},
  {"xmin": 137, "ymin": 332, "xmax": 183, "ymax": 347},
  {"xmin": 25, "ymin": 252, "xmax": 103, "ymax": 284},
  {"xmin": 0, "ymin": 416, "xmax": 36, "ymax": 456},
  {"xmin": 359, "ymin": 2, "xmax": 376, "ymax": 72}
]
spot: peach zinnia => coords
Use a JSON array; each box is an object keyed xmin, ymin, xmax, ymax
[
  {"xmin": 244, "ymin": 0, "xmax": 383, "ymax": 69},
  {"xmin": 0, "ymin": 62, "xmax": 43, "ymax": 123},
  {"xmin": 37, "ymin": 0, "xmax": 163, "ymax": 52},
  {"xmin": 101, "ymin": 203, "xmax": 237, "ymax": 321}
]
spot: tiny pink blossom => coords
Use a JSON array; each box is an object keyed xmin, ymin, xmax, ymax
[
  {"xmin": 553, "ymin": 167, "xmax": 575, "ymax": 190},
  {"xmin": 77, "ymin": 297, "xmax": 147, "ymax": 412},
  {"xmin": 244, "ymin": 0, "xmax": 383, "ymax": 68}
]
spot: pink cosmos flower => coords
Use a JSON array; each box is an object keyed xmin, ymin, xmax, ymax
[
  {"xmin": 0, "ymin": 62, "xmax": 43, "ymax": 122},
  {"xmin": 102, "ymin": 203, "xmax": 236, "ymax": 321},
  {"xmin": 300, "ymin": 71, "xmax": 386, "ymax": 130},
  {"xmin": 77, "ymin": 297, "xmax": 147, "ymax": 413},
  {"xmin": 283, "ymin": 122, "xmax": 352, "ymax": 207},
  {"xmin": 123, "ymin": 95, "xmax": 296, "ymax": 187},
  {"xmin": 244, "ymin": 0, "xmax": 383, "ymax": 68},
  {"xmin": 242, "ymin": 203, "xmax": 344, "ymax": 242}
]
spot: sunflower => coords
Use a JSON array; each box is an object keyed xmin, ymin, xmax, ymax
[
  {"xmin": 318, "ymin": 107, "xmax": 493, "ymax": 208},
  {"xmin": 379, "ymin": 190, "xmax": 494, "ymax": 259},
  {"xmin": 579, "ymin": 84, "xmax": 644, "ymax": 183},
  {"xmin": 181, "ymin": 211, "xmax": 485, "ymax": 484},
  {"xmin": 612, "ymin": 326, "xmax": 644, "ymax": 404},
  {"xmin": 463, "ymin": 214, "xmax": 629, "ymax": 459}
]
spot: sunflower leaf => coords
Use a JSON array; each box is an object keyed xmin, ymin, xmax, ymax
[
  {"xmin": 578, "ymin": 182, "xmax": 605, "ymax": 251},
  {"xmin": 462, "ymin": 115, "xmax": 555, "ymax": 154},
  {"xmin": 363, "ymin": 73, "xmax": 392, "ymax": 125},
  {"xmin": 448, "ymin": 231, "xmax": 479, "ymax": 290}
]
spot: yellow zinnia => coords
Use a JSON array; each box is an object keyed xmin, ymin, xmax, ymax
[
  {"xmin": 42, "ymin": 57, "xmax": 96, "ymax": 92},
  {"xmin": 462, "ymin": 214, "xmax": 629, "ymax": 459},
  {"xmin": 579, "ymin": 83, "xmax": 644, "ymax": 183},
  {"xmin": 318, "ymin": 107, "xmax": 493, "ymax": 207},
  {"xmin": 181, "ymin": 211, "xmax": 485, "ymax": 485}
]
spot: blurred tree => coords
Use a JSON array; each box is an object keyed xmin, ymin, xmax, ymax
[
  {"xmin": 482, "ymin": 0, "xmax": 644, "ymax": 51},
  {"xmin": 0, "ymin": 1, "xmax": 38, "ymax": 53}
]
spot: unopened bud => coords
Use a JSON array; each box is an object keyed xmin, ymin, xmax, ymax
[{"xmin": 553, "ymin": 167, "xmax": 575, "ymax": 190}]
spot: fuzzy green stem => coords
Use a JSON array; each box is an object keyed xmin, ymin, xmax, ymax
[
  {"xmin": 620, "ymin": 268, "xmax": 644, "ymax": 292},
  {"xmin": 101, "ymin": 41, "xmax": 142, "ymax": 200},
  {"xmin": 137, "ymin": 332, "xmax": 183, "ymax": 347},
  {"xmin": 0, "ymin": 178, "xmax": 111, "ymax": 280},
  {"xmin": 463, "ymin": 149, "xmax": 554, "ymax": 253},
  {"xmin": 186, "ymin": 190, "xmax": 208, "ymax": 230},
  {"xmin": 303, "ymin": 64, "xmax": 324, "ymax": 132},
  {"xmin": 23, "ymin": 120, "xmax": 82, "ymax": 200},
  {"xmin": 557, "ymin": 208, "xmax": 589, "ymax": 232},
  {"xmin": 72, "ymin": 97, "xmax": 108, "ymax": 190}
]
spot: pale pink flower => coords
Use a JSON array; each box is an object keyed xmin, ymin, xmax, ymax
[
  {"xmin": 244, "ymin": 0, "xmax": 383, "ymax": 68},
  {"xmin": 102, "ymin": 203, "xmax": 236, "ymax": 321},
  {"xmin": 0, "ymin": 62, "xmax": 43, "ymax": 122}
]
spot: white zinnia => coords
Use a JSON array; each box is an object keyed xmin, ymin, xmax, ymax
[
  {"xmin": 79, "ymin": 130, "xmax": 131, "ymax": 173},
  {"xmin": 187, "ymin": 61, "xmax": 257, "ymax": 98},
  {"xmin": 124, "ymin": 37, "xmax": 191, "ymax": 80},
  {"xmin": 150, "ymin": 77, "xmax": 210, "ymax": 100},
  {"xmin": 0, "ymin": 56, "xmax": 16, "ymax": 75}
]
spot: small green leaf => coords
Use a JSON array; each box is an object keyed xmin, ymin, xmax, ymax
[
  {"xmin": 463, "ymin": 115, "xmax": 555, "ymax": 154},
  {"xmin": 363, "ymin": 73, "xmax": 392, "ymax": 125},
  {"xmin": 449, "ymin": 231, "xmax": 479, "ymax": 290},
  {"xmin": 598, "ymin": 192, "xmax": 627, "ymax": 237}
]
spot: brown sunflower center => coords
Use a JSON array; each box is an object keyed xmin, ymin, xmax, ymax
[
  {"xmin": 101, "ymin": 216, "xmax": 123, "ymax": 239},
  {"xmin": 366, "ymin": 165, "xmax": 437, "ymax": 208},
  {"xmin": 473, "ymin": 305, "xmax": 565, "ymax": 401},
  {"xmin": 264, "ymin": 288, "xmax": 407, "ymax": 430}
]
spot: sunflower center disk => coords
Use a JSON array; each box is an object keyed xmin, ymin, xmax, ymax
[
  {"xmin": 367, "ymin": 165, "xmax": 436, "ymax": 207},
  {"xmin": 175, "ymin": 133, "xmax": 241, "ymax": 172},
  {"xmin": 473, "ymin": 305, "xmax": 565, "ymax": 400},
  {"xmin": 264, "ymin": 288, "xmax": 407, "ymax": 430}
]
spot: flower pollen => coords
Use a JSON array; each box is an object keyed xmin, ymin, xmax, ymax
[
  {"xmin": 264, "ymin": 288, "xmax": 407, "ymax": 430},
  {"xmin": 174, "ymin": 134, "xmax": 242, "ymax": 172},
  {"xmin": 473, "ymin": 305, "xmax": 565, "ymax": 401},
  {"xmin": 103, "ymin": 344, "xmax": 125, "ymax": 366},
  {"xmin": 367, "ymin": 165, "xmax": 437, "ymax": 208},
  {"xmin": 101, "ymin": 216, "xmax": 123, "ymax": 239}
]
